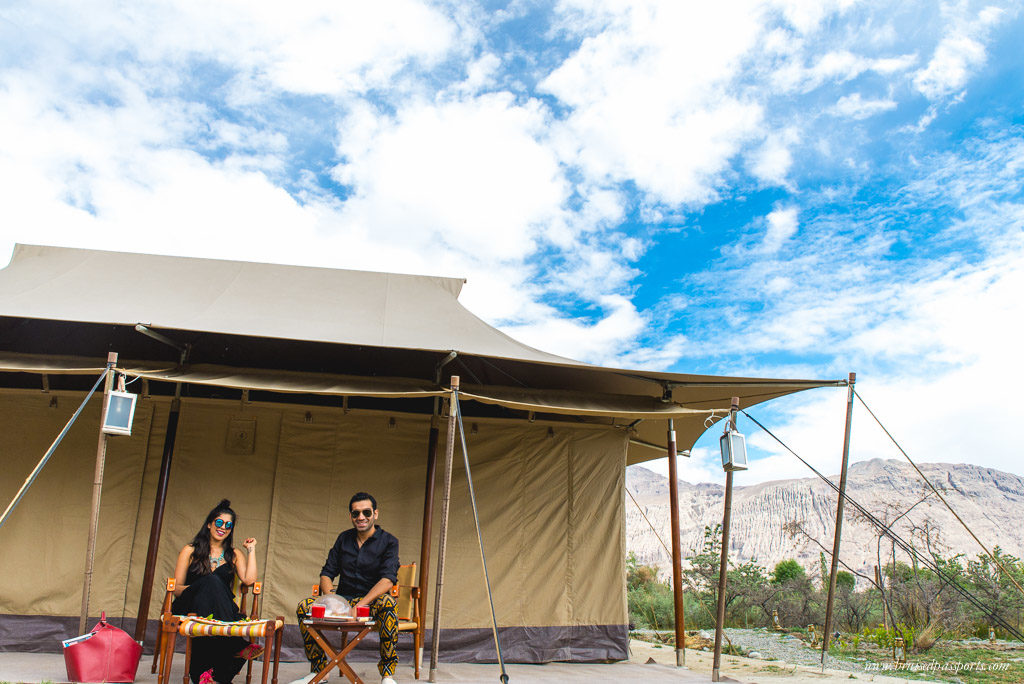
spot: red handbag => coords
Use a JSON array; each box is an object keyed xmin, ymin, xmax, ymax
[{"xmin": 63, "ymin": 612, "xmax": 143, "ymax": 683}]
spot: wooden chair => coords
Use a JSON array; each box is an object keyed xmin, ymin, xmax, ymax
[
  {"xmin": 157, "ymin": 614, "xmax": 283, "ymax": 684},
  {"xmin": 395, "ymin": 563, "xmax": 423, "ymax": 679},
  {"xmin": 326, "ymin": 564, "xmax": 423, "ymax": 679},
  {"xmin": 153, "ymin": 577, "xmax": 264, "ymax": 684}
]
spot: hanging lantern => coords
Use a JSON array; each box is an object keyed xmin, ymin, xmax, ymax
[
  {"xmin": 101, "ymin": 389, "xmax": 137, "ymax": 436},
  {"xmin": 719, "ymin": 427, "xmax": 748, "ymax": 471}
]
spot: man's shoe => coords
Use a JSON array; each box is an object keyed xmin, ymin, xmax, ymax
[{"xmin": 381, "ymin": 677, "xmax": 397, "ymax": 684}]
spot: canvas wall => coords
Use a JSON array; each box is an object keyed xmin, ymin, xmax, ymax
[{"xmin": 0, "ymin": 389, "xmax": 628, "ymax": 661}]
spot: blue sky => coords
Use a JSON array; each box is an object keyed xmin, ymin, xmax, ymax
[{"xmin": 1, "ymin": 1, "xmax": 1022, "ymax": 485}]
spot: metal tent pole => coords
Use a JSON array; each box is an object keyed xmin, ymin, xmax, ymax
[
  {"xmin": 821, "ymin": 372, "xmax": 856, "ymax": 668},
  {"xmin": 453, "ymin": 394, "xmax": 509, "ymax": 683},
  {"xmin": 0, "ymin": 367, "xmax": 109, "ymax": 532}
]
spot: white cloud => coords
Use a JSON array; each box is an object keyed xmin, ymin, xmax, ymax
[
  {"xmin": 333, "ymin": 94, "xmax": 569, "ymax": 263},
  {"xmin": 913, "ymin": 5, "xmax": 1005, "ymax": 100},
  {"xmin": 502, "ymin": 294, "xmax": 647, "ymax": 366},
  {"xmin": 832, "ymin": 93, "xmax": 898, "ymax": 119},
  {"xmin": 749, "ymin": 129, "xmax": 799, "ymax": 185},
  {"xmin": 761, "ymin": 206, "xmax": 799, "ymax": 253},
  {"xmin": 544, "ymin": 1, "xmax": 768, "ymax": 205}
]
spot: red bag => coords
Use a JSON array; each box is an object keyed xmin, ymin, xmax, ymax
[{"xmin": 63, "ymin": 612, "xmax": 143, "ymax": 683}]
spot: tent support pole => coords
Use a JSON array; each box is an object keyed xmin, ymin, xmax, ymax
[
  {"xmin": 821, "ymin": 372, "xmax": 856, "ymax": 669},
  {"xmin": 79, "ymin": 352, "xmax": 117, "ymax": 635},
  {"xmin": 133, "ymin": 396, "xmax": 181, "ymax": 643},
  {"xmin": 417, "ymin": 417, "xmax": 439, "ymax": 672},
  {"xmin": 666, "ymin": 419, "xmax": 686, "ymax": 667},
  {"xmin": 428, "ymin": 376, "xmax": 459, "ymax": 683},
  {"xmin": 712, "ymin": 397, "xmax": 739, "ymax": 683}
]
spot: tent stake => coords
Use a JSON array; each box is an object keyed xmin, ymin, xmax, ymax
[
  {"xmin": 133, "ymin": 396, "xmax": 181, "ymax": 642},
  {"xmin": 821, "ymin": 372, "xmax": 856, "ymax": 669},
  {"xmin": 711, "ymin": 397, "xmax": 739, "ymax": 682},
  {"xmin": 666, "ymin": 419, "xmax": 686, "ymax": 667},
  {"xmin": 79, "ymin": 352, "xmax": 117, "ymax": 635},
  {"xmin": 429, "ymin": 376, "xmax": 459, "ymax": 682}
]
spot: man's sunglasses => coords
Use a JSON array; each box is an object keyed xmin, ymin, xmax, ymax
[
  {"xmin": 350, "ymin": 508, "xmax": 374, "ymax": 519},
  {"xmin": 213, "ymin": 519, "xmax": 234, "ymax": 529}
]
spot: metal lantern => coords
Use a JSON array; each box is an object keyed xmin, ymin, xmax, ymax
[
  {"xmin": 893, "ymin": 637, "xmax": 906, "ymax": 664},
  {"xmin": 719, "ymin": 429, "xmax": 748, "ymax": 471},
  {"xmin": 101, "ymin": 390, "xmax": 138, "ymax": 436}
]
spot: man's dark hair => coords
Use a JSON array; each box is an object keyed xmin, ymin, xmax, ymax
[{"xmin": 349, "ymin": 492, "xmax": 377, "ymax": 510}]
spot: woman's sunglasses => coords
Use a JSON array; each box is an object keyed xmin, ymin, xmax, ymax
[{"xmin": 213, "ymin": 519, "xmax": 234, "ymax": 529}]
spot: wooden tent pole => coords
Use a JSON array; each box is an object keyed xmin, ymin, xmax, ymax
[
  {"xmin": 133, "ymin": 397, "xmax": 181, "ymax": 642},
  {"xmin": 79, "ymin": 352, "xmax": 117, "ymax": 635},
  {"xmin": 821, "ymin": 372, "xmax": 856, "ymax": 668},
  {"xmin": 417, "ymin": 416, "xmax": 439, "ymax": 671},
  {"xmin": 428, "ymin": 376, "xmax": 459, "ymax": 682},
  {"xmin": 712, "ymin": 397, "xmax": 739, "ymax": 683},
  {"xmin": 666, "ymin": 419, "xmax": 686, "ymax": 666}
]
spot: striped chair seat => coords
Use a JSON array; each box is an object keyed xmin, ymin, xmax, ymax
[{"xmin": 177, "ymin": 616, "xmax": 284, "ymax": 638}]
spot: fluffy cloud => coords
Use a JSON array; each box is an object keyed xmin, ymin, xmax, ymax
[
  {"xmin": 761, "ymin": 207, "xmax": 799, "ymax": 253},
  {"xmin": 543, "ymin": 1, "xmax": 768, "ymax": 205},
  {"xmin": 832, "ymin": 93, "xmax": 898, "ymax": 119},
  {"xmin": 913, "ymin": 5, "xmax": 1005, "ymax": 100},
  {"xmin": 333, "ymin": 94, "xmax": 568, "ymax": 263}
]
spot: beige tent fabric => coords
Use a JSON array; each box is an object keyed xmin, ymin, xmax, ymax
[
  {"xmin": 0, "ymin": 244, "xmax": 578, "ymax": 366},
  {"xmin": 0, "ymin": 352, "xmax": 718, "ymax": 417},
  {"xmin": 0, "ymin": 391, "xmax": 154, "ymax": 617},
  {"xmin": 0, "ymin": 389, "xmax": 626, "ymax": 630}
]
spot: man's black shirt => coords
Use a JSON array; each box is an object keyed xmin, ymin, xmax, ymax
[{"xmin": 320, "ymin": 525, "xmax": 400, "ymax": 598}]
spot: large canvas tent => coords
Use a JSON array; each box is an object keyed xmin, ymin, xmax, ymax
[{"xmin": 0, "ymin": 244, "xmax": 841, "ymax": 661}]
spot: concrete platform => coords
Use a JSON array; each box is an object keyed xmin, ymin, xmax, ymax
[
  {"xmin": 0, "ymin": 640, "xmax": 927, "ymax": 683},
  {"xmin": 0, "ymin": 651, "xmax": 707, "ymax": 684}
]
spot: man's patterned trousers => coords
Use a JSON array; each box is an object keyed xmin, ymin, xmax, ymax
[{"xmin": 296, "ymin": 594, "xmax": 399, "ymax": 677}]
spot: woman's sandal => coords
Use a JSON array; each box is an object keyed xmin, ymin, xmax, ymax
[
  {"xmin": 236, "ymin": 643, "xmax": 264, "ymax": 660},
  {"xmin": 198, "ymin": 669, "xmax": 215, "ymax": 684}
]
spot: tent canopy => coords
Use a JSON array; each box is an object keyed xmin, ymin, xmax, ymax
[
  {"xmin": 0, "ymin": 244, "xmax": 846, "ymax": 662},
  {"xmin": 0, "ymin": 244, "xmax": 844, "ymax": 460}
]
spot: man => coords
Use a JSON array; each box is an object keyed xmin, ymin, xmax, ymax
[{"xmin": 297, "ymin": 492, "xmax": 400, "ymax": 684}]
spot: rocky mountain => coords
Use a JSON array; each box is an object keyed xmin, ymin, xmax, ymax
[{"xmin": 626, "ymin": 458, "xmax": 1024, "ymax": 581}]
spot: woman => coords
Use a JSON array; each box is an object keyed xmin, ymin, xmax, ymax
[{"xmin": 172, "ymin": 499, "xmax": 260, "ymax": 684}]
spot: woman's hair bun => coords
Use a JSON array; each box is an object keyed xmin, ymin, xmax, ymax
[{"xmin": 217, "ymin": 499, "xmax": 231, "ymax": 508}]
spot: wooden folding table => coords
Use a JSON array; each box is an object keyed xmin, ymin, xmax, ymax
[{"xmin": 302, "ymin": 617, "xmax": 375, "ymax": 684}]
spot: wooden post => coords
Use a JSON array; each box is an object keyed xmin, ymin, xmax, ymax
[
  {"xmin": 134, "ymin": 397, "xmax": 181, "ymax": 642},
  {"xmin": 876, "ymin": 566, "xmax": 888, "ymax": 630},
  {"xmin": 666, "ymin": 419, "xmax": 686, "ymax": 666},
  {"xmin": 417, "ymin": 417, "xmax": 439, "ymax": 672},
  {"xmin": 79, "ymin": 352, "xmax": 117, "ymax": 634},
  {"xmin": 821, "ymin": 372, "xmax": 856, "ymax": 667},
  {"xmin": 712, "ymin": 397, "xmax": 739, "ymax": 682},
  {"xmin": 428, "ymin": 376, "xmax": 459, "ymax": 682}
]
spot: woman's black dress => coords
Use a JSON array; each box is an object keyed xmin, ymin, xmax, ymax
[{"xmin": 171, "ymin": 562, "xmax": 249, "ymax": 684}]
